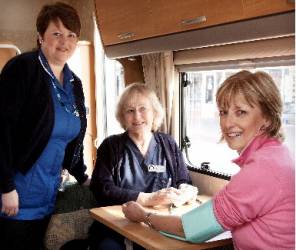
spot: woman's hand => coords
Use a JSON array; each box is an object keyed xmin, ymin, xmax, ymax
[
  {"xmin": 137, "ymin": 187, "xmax": 183, "ymax": 207},
  {"xmin": 175, "ymin": 184, "xmax": 198, "ymax": 206},
  {"xmin": 123, "ymin": 201, "xmax": 185, "ymax": 236},
  {"xmin": 1, "ymin": 190, "xmax": 19, "ymax": 216},
  {"xmin": 122, "ymin": 201, "xmax": 146, "ymax": 222}
]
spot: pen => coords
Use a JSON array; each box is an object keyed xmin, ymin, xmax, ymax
[
  {"xmin": 166, "ymin": 178, "xmax": 173, "ymax": 214},
  {"xmin": 166, "ymin": 177, "xmax": 172, "ymax": 188},
  {"xmin": 169, "ymin": 203, "xmax": 173, "ymax": 214}
]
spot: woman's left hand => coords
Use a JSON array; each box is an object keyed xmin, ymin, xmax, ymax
[
  {"xmin": 122, "ymin": 201, "xmax": 146, "ymax": 223},
  {"xmin": 174, "ymin": 184, "xmax": 198, "ymax": 206}
]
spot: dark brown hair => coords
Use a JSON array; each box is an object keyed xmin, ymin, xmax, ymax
[{"xmin": 36, "ymin": 2, "xmax": 81, "ymax": 38}]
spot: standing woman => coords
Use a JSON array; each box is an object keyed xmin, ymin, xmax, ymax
[{"xmin": 0, "ymin": 2, "xmax": 89, "ymax": 250}]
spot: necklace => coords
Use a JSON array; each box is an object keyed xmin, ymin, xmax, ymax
[{"xmin": 50, "ymin": 79, "xmax": 79, "ymax": 117}]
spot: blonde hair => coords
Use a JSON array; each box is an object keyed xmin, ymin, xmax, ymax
[
  {"xmin": 216, "ymin": 70, "xmax": 283, "ymax": 140},
  {"xmin": 115, "ymin": 83, "xmax": 164, "ymax": 131}
]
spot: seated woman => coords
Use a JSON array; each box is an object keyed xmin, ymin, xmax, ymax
[
  {"xmin": 89, "ymin": 83, "xmax": 197, "ymax": 250},
  {"xmin": 122, "ymin": 71, "xmax": 295, "ymax": 250}
]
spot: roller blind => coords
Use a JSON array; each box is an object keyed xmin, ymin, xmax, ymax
[{"xmin": 174, "ymin": 36, "xmax": 295, "ymax": 71}]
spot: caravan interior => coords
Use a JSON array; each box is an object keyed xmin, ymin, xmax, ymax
[{"xmin": 0, "ymin": 1, "xmax": 294, "ymax": 249}]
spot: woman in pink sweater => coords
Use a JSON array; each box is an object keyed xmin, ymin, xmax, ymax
[{"xmin": 122, "ymin": 70, "xmax": 295, "ymax": 250}]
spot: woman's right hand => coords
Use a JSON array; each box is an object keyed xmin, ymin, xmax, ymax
[
  {"xmin": 122, "ymin": 201, "xmax": 146, "ymax": 223},
  {"xmin": 1, "ymin": 189, "xmax": 19, "ymax": 216}
]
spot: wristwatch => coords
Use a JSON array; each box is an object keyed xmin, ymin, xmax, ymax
[{"xmin": 144, "ymin": 212, "xmax": 154, "ymax": 229}]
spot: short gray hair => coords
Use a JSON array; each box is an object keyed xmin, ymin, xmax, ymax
[{"xmin": 116, "ymin": 83, "xmax": 164, "ymax": 131}]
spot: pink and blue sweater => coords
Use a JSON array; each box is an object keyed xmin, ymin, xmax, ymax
[{"xmin": 214, "ymin": 136, "xmax": 295, "ymax": 250}]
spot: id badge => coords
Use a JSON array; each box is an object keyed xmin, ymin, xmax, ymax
[{"xmin": 147, "ymin": 164, "xmax": 166, "ymax": 173}]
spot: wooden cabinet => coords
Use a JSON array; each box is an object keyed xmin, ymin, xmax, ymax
[
  {"xmin": 95, "ymin": 0, "xmax": 294, "ymax": 46},
  {"xmin": 242, "ymin": 0, "xmax": 294, "ymax": 18},
  {"xmin": 152, "ymin": 0, "xmax": 244, "ymax": 37},
  {"xmin": 95, "ymin": 0, "xmax": 154, "ymax": 45}
]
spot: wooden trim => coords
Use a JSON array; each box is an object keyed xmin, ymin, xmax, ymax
[
  {"xmin": 104, "ymin": 12, "xmax": 294, "ymax": 59},
  {"xmin": 90, "ymin": 204, "xmax": 233, "ymax": 250},
  {"xmin": 117, "ymin": 56, "xmax": 144, "ymax": 85}
]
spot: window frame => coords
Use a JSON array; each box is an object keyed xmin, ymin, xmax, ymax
[{"xmin": 179, "ymin": 57, "xmax": 295, "ymax": 180}]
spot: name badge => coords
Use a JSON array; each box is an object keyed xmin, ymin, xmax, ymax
[{"xmin": 147, "ymin": 164, "xmax": 166, "ymax": 173}]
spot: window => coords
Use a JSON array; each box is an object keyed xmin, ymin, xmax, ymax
[
  {"xmin": 104, "ymin": 58, "xmax": 125, "ymax": 136},
  {"xmin": 181, "ymin": 65, "xmax": 295, "ymax": 177},
  {"xmin": 93, "ymin": 17, "xmax": 125, "ymax": 146}
]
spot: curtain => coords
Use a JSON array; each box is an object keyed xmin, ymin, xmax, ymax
[{"xmin": 142, "ymin": 51, "xmax": 176, "ymax": 136}]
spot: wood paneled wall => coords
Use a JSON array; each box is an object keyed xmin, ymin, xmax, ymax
[{"xmin": 117, "ymin": 56, "xmax": 144, "ymax": 85}]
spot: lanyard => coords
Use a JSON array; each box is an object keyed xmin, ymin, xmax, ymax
[{"xmin": 50, "ymin": 79, "xmax": 79, "ymax": 117}]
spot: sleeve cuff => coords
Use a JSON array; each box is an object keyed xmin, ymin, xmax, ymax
[
  {"xmin": 76, "ymin": 173, "xmax": 88, "ymax": 185},
  {"xmin": 0, "ymin": 178, "xmax": 16, "ymax": 193},
  {"xmin": 160, "ymin": 231, "xmax": 187, "ymax": 241}
]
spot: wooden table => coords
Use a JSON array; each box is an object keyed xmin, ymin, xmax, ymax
[{"xmin": 89, "ymin": 195, "xmax": 232, "ymax": 250}]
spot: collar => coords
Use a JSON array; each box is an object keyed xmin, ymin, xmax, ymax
[
  {"xmin": 38, "ymin": 49, "xmax": 74, "ymax": 87},
  {"xmin": 232, "ymin": 135, "xmax": 280, "ymax": 167}
]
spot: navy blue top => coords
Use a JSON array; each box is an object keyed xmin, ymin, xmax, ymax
[
  {"xmin": 0, "ymin": 51, "xmax": 80, "ymax": 220},
  {"xmin": 90, "ymin": 132, "xmax": 191, "ymax": 207},
  {"xmin": 0, "ymin": 50, "xmax": 88, "ymax": 194},
  {"xmin": 120, "ymin": 134, "xmax": 170, "ymax": 192}
]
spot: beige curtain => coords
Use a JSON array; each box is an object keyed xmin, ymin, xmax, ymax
[{"xmin": 142, "ymin": 51, "xmax": 176, "ymax": 135}]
